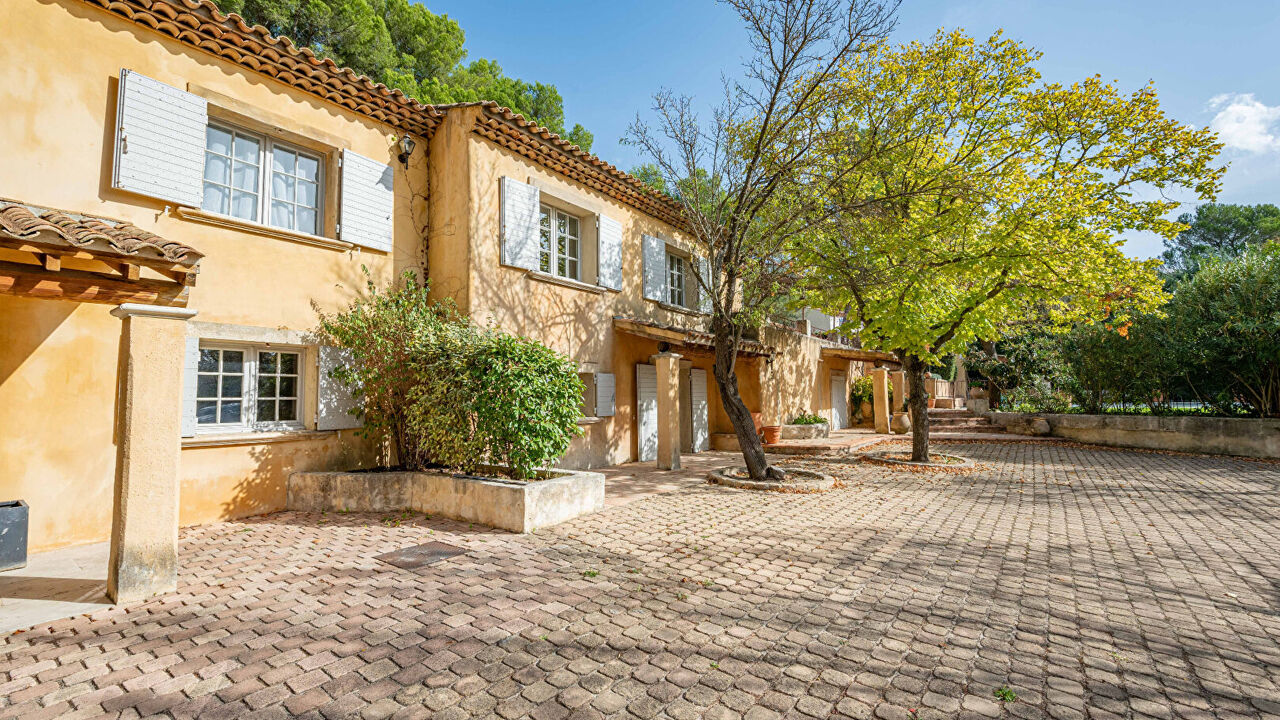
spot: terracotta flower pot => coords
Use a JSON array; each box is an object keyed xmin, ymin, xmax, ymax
[
  {"xmin": 927, "ymin": 397, "xmax": 937, "ymax": 409},
  {"xmin": 761, "ymin": 425, "xmax": 782, "ymax": 445}
]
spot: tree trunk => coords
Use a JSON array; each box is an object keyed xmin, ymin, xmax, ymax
[
  {"xmin": 712, "ymin": 318, "xmax": 783, "ymax": 482},
  {"xmin": 903, "ymin": 354, "xmax": 930, "ymax": 462},
  {"xmin": 981, "ymin": 340, "xmax": 1002, "ymax": 410}
]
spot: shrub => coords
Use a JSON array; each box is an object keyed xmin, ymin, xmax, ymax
[
  {"xmin": 1167, "ymin": 243, "xmax": 1280, "ymax": 416},
  {"xmin": 849, "ymin": 375, "xmax": 875, "ymax": 407},
  {"xmin": 320, "ymin": 272, "xmax": 584, "ymax": 478},
  {"xmin": 789, "ymin": 412, "xmax": 827, "ymax": 425}
]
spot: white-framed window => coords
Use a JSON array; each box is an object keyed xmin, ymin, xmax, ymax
[
  {"xmin": 667, "ymin": 252, "xmax": 686, "ymax": 307},
  {"xmin": 539, "ymin": 204, "xmax": 581, "ymax": 280},
  {"xmin": 202, "ymin": 123, "xmax": 323, "ymax": 236},
  {"xmin": 196, "ymin": 344, "xmax": 303, "ymax": 432}
]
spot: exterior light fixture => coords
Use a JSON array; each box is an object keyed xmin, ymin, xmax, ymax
[{"xmin": 397, "ymin": 134, "xmax": 416, "ymax": 166}]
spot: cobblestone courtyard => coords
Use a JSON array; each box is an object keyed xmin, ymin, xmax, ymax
[{"xmin": 3, "ymin": 442, "xmax": 1279, "ymax": 720}]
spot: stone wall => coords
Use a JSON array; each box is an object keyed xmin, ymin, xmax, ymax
[{"xmin": 988, "ymin": 412, "xmax": 1280, "ymax": 459}]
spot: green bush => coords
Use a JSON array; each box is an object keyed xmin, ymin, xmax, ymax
[
  {"xmin": 789, "ymin": 412, "xmax": 827, "ymax": 425},
  {"xmin": 320, "ymin": 272, "xmax": 583, "ymax": 479},
  {"xmin": 849, "ymin": 375, "xmax": 875, "ymax": 407}
]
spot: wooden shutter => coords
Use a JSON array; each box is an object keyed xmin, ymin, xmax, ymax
[
  {"xmin": 690, "ymin": 368, "xmax": 709, "ymax": 452},
  {"xmin": 316, "ymin": 346, "xmax": 362, "ymax": 431},
  {"xmin": 180, "ymin": 337, "xmax": 200, "ymax": 438},
  {"xmin": 641, "ymin": 235, "xmax": 666, "ymax": 301},
  {"xmin": 113, "ymin": 69, "xmax": 207, "ymax": 207},
  {"xmin": 595, "ymin": 373, "xmax": 616, "ymax": 417},
  {"xmin": 596, "ymin": 215, "xmax": 623, "ymax": 290},
  {"xmin": 697, "ymin": 255, "xmax": 712, "ymax": 314},
  {"xmin": 501, "ymin": 177, "xmax": 540, "ymax": 270},
  {"xmin": 338, "ymin": 149, "xmax": 395, "ymax": 252},
  {"xmin": 635, "ymin": 364, "xmax": 658, "ymax": 462}
]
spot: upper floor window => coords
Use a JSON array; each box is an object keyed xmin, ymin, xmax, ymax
[
  {"xmin": 196, "ymin": 345, "xmax": 302, "ymax": 432},
  {"xmin": 667, "ymin": 253, "xmax": 686, "ymax": 307},
  {"xmin": 202, "ymin": 124, "xmax": 322, "ymax": 236},
  {"xmin": 539, "ymin": 205, "xmax": 581, "ymax": 280}
]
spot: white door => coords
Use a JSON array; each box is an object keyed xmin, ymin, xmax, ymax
[
  {"xmin": 831, "ymin": 374, "xmax": 848, "ymax": 430},
  {"xmin": 690, "ymin": 368, "xmax": 709, "ymax": 452},
  {"xmin": 636, "ymin": 364, "xmax": 658, "ymax": 462}
]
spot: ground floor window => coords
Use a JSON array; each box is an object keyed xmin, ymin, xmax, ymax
[{"xmin": 197, "ymin": 344, "xmax": 302, "ymax": 432}]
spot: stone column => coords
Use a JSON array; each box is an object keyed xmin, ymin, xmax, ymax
[
  {"xmin": 652, "ymin": 352, "xmax": 682, "ymax": 470},
  {"xmin": 871, "ymin": 368, "xmax": 890, "ymax": 434},
  {"xmin": 108, "ymin": 303, "xmax": 196, "ymax": 604},
  {"xmin": 890, "ymin": 369, "xmax": 910, "ymax": 434}
]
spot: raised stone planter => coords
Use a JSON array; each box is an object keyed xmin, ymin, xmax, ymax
[
  {"xmin": 988, "ymin": 412, "xmax": 1280, "ymax": 459},
  {"xmin": 780, "ymin": 422, "xmax": 829, "ymax": 440},
  {"xmin": 287, "ymin": 468, "xmax": 604, "ymax": 533}
]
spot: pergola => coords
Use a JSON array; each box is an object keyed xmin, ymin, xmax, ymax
[
  {"xmin": 1, "ymin": 199, "xmax": 202, "ymax": 604},
  {"xmin": 0, "ymin": 200, "xmax": 200, "ymax": 305}
]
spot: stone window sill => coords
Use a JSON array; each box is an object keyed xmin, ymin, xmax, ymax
[
  {"xmin": 175, "ymin": 207, "xmax": 358, "ymax": 253},
  {"xmin": 578, "ymin": 416, "xmax": 605, "ymax": 426},
  {"xmin": 648, "ymin": 298, "xmax": 708, "ymax": 317},
  {"xmin": 527, "ymin": 270, "xmax": 609, "ymax": 294},
  {"xmin": 183, "ymin": 429, "xmax": 340, "ymax": 448}
]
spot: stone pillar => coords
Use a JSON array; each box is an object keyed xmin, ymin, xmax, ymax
[
  {"xmin": 108, "ymin": 303, "xmax": 196, "ymax": 604},
  {"xmin": 890, "ymin": 369, "xmax": 910, "ymax": 434},
  {"xmin": 652, "ymin": 352, "xmax": 682, "ymax": 470},
  {"xmin": 871, "ymin": 367, "xmax": 890, "ymax": 434}
]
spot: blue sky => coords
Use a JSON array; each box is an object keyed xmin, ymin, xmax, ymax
[{"xmin": 429, "ymin": 1, "xmax": 1280, "ymax": 258}]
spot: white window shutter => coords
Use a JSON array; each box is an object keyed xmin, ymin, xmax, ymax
[
  {"xmin": 113, "ymin": 68, "xmax": 207, "ymax": 207},
  {"xmin": 697, "ymin": 255, "xmax": 712, "ymax": 314},
  {"xmin": 596, "ymin": 215, "xmax": 623, "ymax": 290},
  {"xmin": 501, "ymin": 177, "xmax": 540, "ymax": 270},
  {"xmin": 595, "ymin": 373, "xmax": 616, "ymax": 417},
  {"xmin": 690, "ymin": 368, "xmax": 709, "ymax": 452},
  {"xmin": 642, "ymin": 234, "xmax": 666, "ymax": 301},
  {"xmin": 316, "ymin": 346, "xmax": 362, "ymax": 431},
  {"xmin": 339, "ymin": 149, "xmax": 395, "ymax": 252},
  {"xmin": 635, "ymin": 364, "xmax": 658, "ymax": 461},
  {"xmin": 181, "ymin": 337, "xmax": 199, "ymax": 438}
]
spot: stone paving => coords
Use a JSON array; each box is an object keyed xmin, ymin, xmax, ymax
[{"xmin": 3, "ymin": 442, "xmax": 1280, "ymax": 719}]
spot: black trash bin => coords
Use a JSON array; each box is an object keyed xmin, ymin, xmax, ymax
[{"xmin": 0, "ymin": 500, "xmax": 28, "ymax": 572}]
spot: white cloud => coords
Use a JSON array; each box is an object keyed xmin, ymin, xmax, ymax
[{"xmin": 1208, "ymin": 93, "xmax": 1280, "ymax": 153}]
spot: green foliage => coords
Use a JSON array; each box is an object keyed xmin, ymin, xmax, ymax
[
  {"xmin": 994, "ymin": 686, "xmax": 1017, "ymax": 703},
  {"xmin": 967, "ymin": 330, "xmax": 1071, "ymax": 413},
  {"xmin": 1165, "ymin": 243, "xmax": 1280, "ymax": 416},
  {"xmin": 788, "ymin": 412, "xmax": 827, "ymax": 425},
  {"xmin": 214, "ymin": 0, "xmax": 592, "ymax": 151},
  {"xmin": 849, "ymin": 375, "xmax": 875, "ymax": 407},
  {"xmin": 319, "ymin": 272, "xmax": 583, "ymax": 478},
  {"xmin": 1161, "ymin": 203, "xmax": 1280, "ymax": 282},
  {"xmin": 796, "ymin": 29, "xmax": 1223, "ymax": 365}
]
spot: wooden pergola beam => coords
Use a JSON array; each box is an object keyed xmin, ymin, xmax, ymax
[{"xmin": 0, "ymin": 260, "xmax": 190, "ymax": 306}]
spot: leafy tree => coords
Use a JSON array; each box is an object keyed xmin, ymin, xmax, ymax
[
  {"xmin": 794, "ymin": 30, "xmax": 1224, "ymax": 460},
  {"xmin": 629, "ymin": 164, "xmax": 669, "ymax": 196},
  {"xmin": 1160, "ymin": 203, "xmax": 1280, "ymax": 281},
  {"xmin": 215, "ymin": 0, "xmax": 593, "ymax": 151},
  {"xmin": 1165, "ymin": 242, "xmax": 1280, "ymax": 416},
  {"xmin": 627, "ymin": 0, "xmax": 899, "ymax": 482}
]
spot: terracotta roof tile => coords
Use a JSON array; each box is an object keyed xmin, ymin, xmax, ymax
[
  {"xmin": 80, "ymin": 1, "xmax": 687, "ymax": 230},
  {"xmin": 82, "ymin": 0, "xmax": 443, "ymax": 137},
  {"xmin": 0, "ymin": 199, "xmax": 202, "ymax": 266}
]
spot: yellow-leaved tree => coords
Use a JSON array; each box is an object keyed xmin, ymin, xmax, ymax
[{"xmin": 792, "ymin": 30, "xmax": 1224, "ymax": 460}]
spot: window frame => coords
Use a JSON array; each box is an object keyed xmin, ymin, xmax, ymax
[
  {"xmin": 538, "ymin": 204, "xmax": 582, "ymax": 281},
  {"xmin": 195, "ymin": 342, "xmax": 305, "ymax": 434},
  {"xmin": 202, "ymin": 121, "xmax": 325, "ymax": 238},
  {"xmin": 667, "ymin": 252, "xmax": 687, "ymax": 307}
]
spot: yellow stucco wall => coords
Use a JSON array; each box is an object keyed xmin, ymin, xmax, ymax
[{"xmin": 0, "ymin": 0, "xmax": 422, "ymax": 551}]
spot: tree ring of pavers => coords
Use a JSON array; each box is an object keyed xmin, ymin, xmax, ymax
[
  {"xmin": 862, "ymin": 450, "xmax": 975, "ymax": 469},
  {"xmin": 706, "ymin": 466, "xmax": 837, "ymax": 492}
]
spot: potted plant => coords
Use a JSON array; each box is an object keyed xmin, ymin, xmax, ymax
[
  {"xmin": 926, "ymin": 391, "xmax": 936, "ymax": 409},
  {"xmin": 761, "ymin": 425, "xmax": 783, "ymax": 445},
  {"xmin": 0, "ymin": 499, "xmax": 28, "ymax": 572},
  {"xmin": 849, "ymin": 375, "xmax": 875, "ymax": 425}
]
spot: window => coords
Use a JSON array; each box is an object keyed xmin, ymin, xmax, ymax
[
  {"xmin": 202, "ymin": 123, "xmax": 322, "ymax": 236},
  {"xmin": 197, "ymin": 345, "xmax": 302, "ymax": 431},
  {"xmin": 667, "ymin": 253, "xmax": 686, "ymax": 307},
  {"xmin": 579, "ymin": 372, "xmax": 596, "ymax": 418},
  {"xmin": 539, "ymin": 205, "xmax": 581, "ymax": 280}
]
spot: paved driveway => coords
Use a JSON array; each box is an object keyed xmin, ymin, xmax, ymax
[{"xmin": 2, "ymin": 443, "xmax": 1279, "ymax": 719}]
